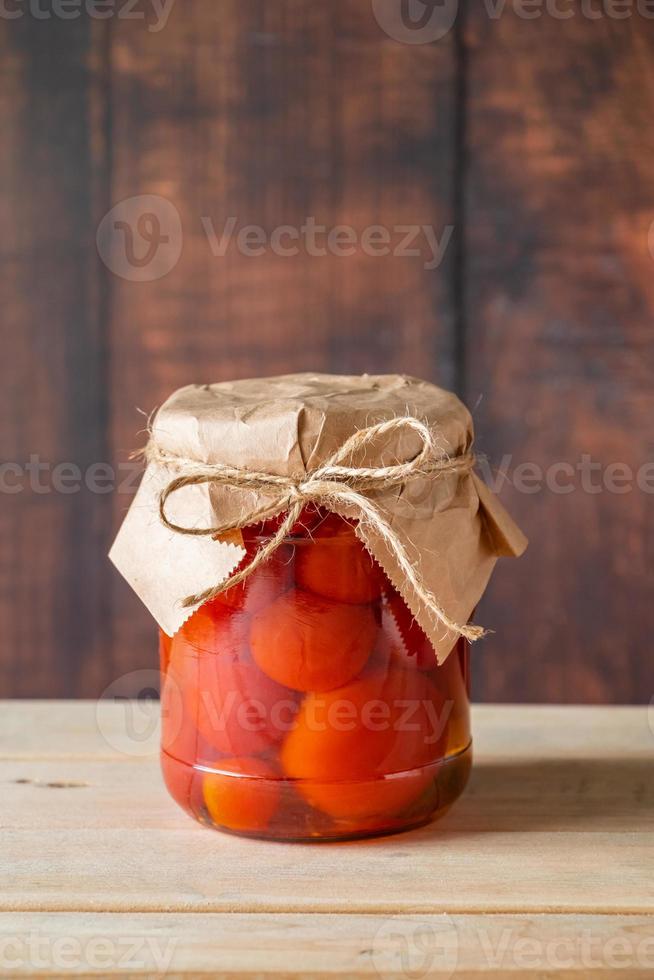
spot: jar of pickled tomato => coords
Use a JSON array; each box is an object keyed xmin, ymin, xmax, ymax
[{"xmin": 160, "ymin": 507, "xmax": 471, "ymax": 841}]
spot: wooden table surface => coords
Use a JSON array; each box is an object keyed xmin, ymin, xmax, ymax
[{"xmin": 1, "ymin": 702, "xmax": 653, "ymax": 978}]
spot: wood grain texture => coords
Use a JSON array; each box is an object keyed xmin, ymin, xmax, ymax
[
  {"xmin": 1, "ymin": 912, "xmax": 653, "ymax": 977},
  {"xmin": 1, "ymin": 700, "xmax": 649, "ymax": 759},
  {"xmin": 0, "ymin": 16, "xmax": 113, "ymax": 697},
  {"xmin": 1, "ymin": 3, "xmax": 653, "ymax": 705},
  {"xmin": 1, "ymin": 704, "xmax": 652, "ymax": 914},
  {"xmin": 106, "ymin": 0, "xmax": 459, "ymax": 690},
  {"xmin": 1, "ymin": 703, "xmax": 652, "ymax": 976},
  {"xmin": 463, "ymin": 9, "xmax": 654, "ymax": 704}
]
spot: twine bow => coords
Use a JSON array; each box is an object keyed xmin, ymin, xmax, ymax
[{"xmin": 149, "ymin": 416, "xmax": 485, "ymax": 643}]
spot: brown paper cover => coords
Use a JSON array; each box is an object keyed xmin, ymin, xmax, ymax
[{"xmin": 109, "ymin": 373, "xmax": 527, "ymax": 660}]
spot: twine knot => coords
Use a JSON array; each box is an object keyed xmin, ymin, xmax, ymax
[{"xmin": 148, "ymin": 416, "xmax": 484, "ymax": 643}]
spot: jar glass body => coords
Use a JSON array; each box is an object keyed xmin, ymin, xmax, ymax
[{"xmin": 159, "ymin": 510, "xmax": 471, "ymax": 841}]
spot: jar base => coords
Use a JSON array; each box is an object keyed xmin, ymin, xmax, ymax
[{"xmin": 161, "ymin": 743, "xmax": 472, "ymax": 843}]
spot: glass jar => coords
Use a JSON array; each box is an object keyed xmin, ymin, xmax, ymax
[{"xmin": 159, "ymin": 508, "xmax": 471, "ymax": 841}]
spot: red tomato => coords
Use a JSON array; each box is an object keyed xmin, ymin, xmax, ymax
[
  {"xmin": 250, "ymin": 588, "xmax": 376, "ymax": 692},
  {"xmin": 159, "ymin": 630, "xmax": 173, "ymax": 674},
  {"xmin": 249, "ymin": 504, "xmax": 327, "ymax": 540},
  {"xmin": 203, "ymin": 757, "xmax": 281, "ymax": 833},
  {"xmin": 213, "ymin": 543, "xmax": 294, "ymax": 613},
  {"xmin": 295, "ymin": 515, "xmax": 384, "ymax": 605},
  {"xmin": 173, "ymin": 645, "xmax": 295, "ymax": 759},
  {"xmin": 281, "ymin": 667, "xmax": 448, "ymax": 820},
  {"xmin": 168, "ymin": 600, "xmax": 297, "ymax": 758},
  {"xmin": 300, "ymin": 771, "xmax": 433, "ymax": 823},
  {"xmin": 194, "ymin": 645, "xmax": 297, "ymax": 757},
  {"xmin": 179, "ymin": 600, "xmax": 250, "ymax": 656}
]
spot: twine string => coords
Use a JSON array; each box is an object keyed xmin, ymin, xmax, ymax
[{"xmin": 148, "ymin": 416, "xmax": 485, "ymax": 643}]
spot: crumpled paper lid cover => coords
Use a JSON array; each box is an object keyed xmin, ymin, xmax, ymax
[{"xmin": 110, "ymin": 373, "xmax": 527, "ymax": 660}]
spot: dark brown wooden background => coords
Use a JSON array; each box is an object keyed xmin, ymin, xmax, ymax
[{"xmin": 1, "ymin": 1, "xmax": 653, "ymax": 702}]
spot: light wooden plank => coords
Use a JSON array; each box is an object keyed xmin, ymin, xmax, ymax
[
  {"xmin": 0, "ymin": 913, "xmax": 652, "ymax": 978},
  {"xmin": 2, "ymin": 704, "xmax": 652, "ymax": 917},
  {"xmin": 2, "ymin": 821, "xmax": 652, "ymax": 915},
  {"xmin": 0, "ymin": 700, "xmax": 160, "ymax": 760},
  {"xmin": 1, "ymin": 749, "xmax": 652, "ymax": 834},
  {"xmin": 1, "ymin": 702, "xmax": 651, "ymax": 760}
]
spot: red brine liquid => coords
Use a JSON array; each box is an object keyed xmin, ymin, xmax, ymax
[{"xmin": 159, "ymin": 509, "xmax": 471, "ymax": 840}]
